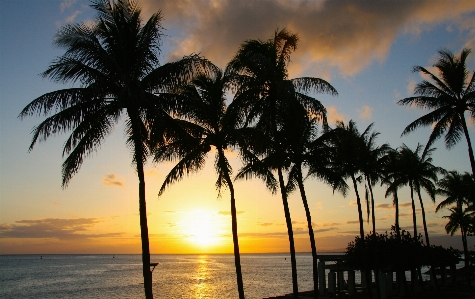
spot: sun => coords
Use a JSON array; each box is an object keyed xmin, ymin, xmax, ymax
[{"xmin": 180, "ymin": 210, "xmax": 222, "ymax": 247}]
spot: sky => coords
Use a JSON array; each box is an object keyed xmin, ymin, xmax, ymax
[{"xmin": 1, "ymin": 0, "xmax": 475, "ymax": 255}]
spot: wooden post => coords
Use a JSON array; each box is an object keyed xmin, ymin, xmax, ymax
[
  {"xmin": 318, "ymin": 261, "xmax": 326, "ymax": 296},
  {"xmin": 348, "ymin": 270, "xmax": 356, "ymax": 296},
  {"xmin": 450, "ymin": 264, "xmax": 456, "ymax": 285},
  {"xmin": 338, "ymin": 270, "xmax": 344, "ymax": 291},
  {"xmin": 328, "ymin": 271, "xmax": 336, "ymax": 295},
  {"xmin": 440, "ymin": 266, "xmax": 446, "ymax": 286},
  {"xmin": 379, "ymin": 272, "xmax": 388, "ymax": 299},
  {"xmin": 411, "ymin": 269, "xmax": 418, "ymax": 292},
  {"xmin": 386, "ymin": 272, "xmax": 393, "ymax": 294}
]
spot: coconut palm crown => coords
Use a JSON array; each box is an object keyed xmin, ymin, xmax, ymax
[
  {"xmin": 398, "ymin": 48, "xmax": 475, "ymax": 177},
  {"xmin": 18, "ymin": 1, "xmax": 209, "ymax": 298}
]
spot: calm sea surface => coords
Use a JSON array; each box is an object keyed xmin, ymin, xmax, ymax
[
  {"xmin": 0, "ymin": 253, "xmax": 432, "ymax": 299},
  {"xmin": 0, "ymin": 253, "xmax": 326, "ymax": 299}
]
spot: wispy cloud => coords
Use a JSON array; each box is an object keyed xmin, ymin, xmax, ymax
[
  {"xmin": 60, "ymin": 0, "xmax": 76, "ymax": 12},
  {"xmin": 0, "ymin": 218, "xmax": 121, "ymax": 240},
  {"xmin": 346, "ymin": 220, "xmax": 360, "ymax": 224},
  {"xmin": 357, "ymin": 105, "xmax": 373, "ymax": 120},
  {"xmin": 327, "ymin": 106, "xmax": 346, "ymax": 124},
  {"xmin": 102, "ymin": 173, "xmax": 124, "ymax": 187},
  {"xmin": 376, "ymin": 203, "xmax": 393, "ymax": 210},
  {"xmin": 218, "ymin": 211, "xmax": 245, "ymax": 216}
]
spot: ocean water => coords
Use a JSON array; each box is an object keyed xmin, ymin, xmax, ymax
[
  {"xmin": 0, "ymin": 253, "xmax": 436, "ymax": 298},
  {"xmin": 0, "ymin": 253, "xmax": 321, "ymax": 299}
]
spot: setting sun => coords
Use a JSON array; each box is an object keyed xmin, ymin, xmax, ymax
[{"xmin": 180, "ymin": 210, "xmax": 223, "ymax": 247}]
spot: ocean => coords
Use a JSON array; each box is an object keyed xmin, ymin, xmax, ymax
[{"xmin": 0, "ymin": 253, "xmax": 430, "ymax": 299}]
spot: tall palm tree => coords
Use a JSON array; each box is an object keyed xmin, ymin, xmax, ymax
[
  {"xmin": 228, "ymin": 29, "xmax": 337, "ymax": 298},
  {"xmin": 436, "ymin": 171, "xmax": 475, "ymax": 212},
  {"xmin": 382, "ymin": 149, "xmax": 403, "ymax": 241},
  {"xmin": 329, "ymin": 120, "xmax": 377, "ymax": 298},
  {"xmin": 398, "ymin": 48, "xmax": 475, "ymax": 178},
  {"xmin": 443, "ymin": 205, "xmax": 474, "ymax": 286},
  {"xmin": 284, "ymin": 111, "xmax": 346, "ymax": 299},
  {"xmin": 152, "ymin": 68, "xmax": 249, "ymax": 299},
  {"xmin": 386, "ymin": 144, "xmax": 442, "ymax": 289},
  {"xmin": 359, "ymin": 124, "xmax": 390, "ymax": 235},
  {"xmin": 436, "ymin": 170, "xmax": 475, "ymax": 286},
  {"xmin": 330, "ymin": 120, "xmax": 370, "ymax": 240},
  {"xmin": 18, "ymin": 1, "xmax": 207, "ymax": 297}
]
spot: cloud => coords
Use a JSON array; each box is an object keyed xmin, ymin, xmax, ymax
[
  {"xmin": 376, "ymin": 203, "xmax": 393, "ymax": 210},
  {"xmin": 406, "ymin": 79, "xmax": 417, "ymax": 96},
  {"xmin": 357, "ymin": 105, "xmax": 372, "ymax": 120},
  {"xmin": 65, "ymin": 10, "xmax": 81, "ymax": 23},
  {"xmin": 218, "ymin": 211, "xmax": 245, "ymax": 216},
  {"xmin": 314, "ymin": 227, "xmax": 339, "ymax": 233},
  {"xmin": 145, "ymin": 168, "xmax": 163, "ymax": 178},
  {"xmin": 400, "ymin": 202, "xmax": 413, "ymax": 208},
  {"xmin": 349, "ymin": 201, "xmax": 357, "ymax": 206},
  {"xmin": 142, "ymin": 0, "xmax": 475, "ymax": 78},
  {"xmin": 0, "ymin": 218, "xmax": 121, "ymax": 240},
  {"xmin": 60, "ymin": 0, "xmax": 76, "ymax": 12},
  {"xmin": 102, "ymin": 174, "xmax": 124, "ymax": 187},
  {"xmin": 259, "ymin": 222, "xmax": 274, "ymax": 227},
  {"xmin": 317, "ymin": 222, "xmax": 341, "ymax": 227},
  {"xmin": 327, "ymin": 106, "xmax": 346, "ymax": 124},
  {"xmin": 345, "ymin": 220, "xmax": 360, "ymax": 224}
]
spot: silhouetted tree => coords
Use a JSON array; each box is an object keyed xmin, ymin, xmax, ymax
[
  {"xmin": 153, "ymin": 68, "xmax": 250, "ymax": 299},
  {"xmin": 229, "ymin": 29, "xmax": 337, "ymax": 299},
  {"xmin": 18, "ymin": 1, "xmax": 208, "ymax": 297},
  {"xmin": 398, "ymin": 48, "xmax": 475, "ymax": 178}
]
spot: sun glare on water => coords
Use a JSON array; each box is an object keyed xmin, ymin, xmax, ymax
[{"xmin": 181, "ymin": 210, "xmax": 222, "ymax": 247}]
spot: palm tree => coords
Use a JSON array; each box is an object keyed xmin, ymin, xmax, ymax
[
  {"xmin": 330, "ymin": 120, "xmax": 369, "ymax": 240},
  {"xmin": 382, "ymin": 149, "xmax": 403, "ymax": 241},
  {"xmin": 398, "ymin": 48, "xmax": 475, "ymax": 178},
  {"xmin": 284, "ymin": 111, "xmax": 346, "ymax": 299},
  {"xmin": 359, "ymin": 124, "xmax": 390, "ymax": 235},
  {"xmin": 443, "ymin": 205, "xmax": 474, "ymax": 286},
  {"xmin": 329, "ymin": 120, "xmax": 378, "ymax": 298},
  {"xmin": 228, "ymin": 29, "xmax": 337, "ymax": 298},
  {"xmin": 18, "ymin": 1, "xmax": 207, "ymax": 297},
  {"xmin": 386, "ymin": 144, "xmax": 442, "ymax": 289},
  {"xmin": 436, "ymin": 170, "xmax": 475, "ymax": 286},
  {"xmin": 436, "ymin": 171, "xmax": 475, "ymax": 212},
  {"xmin": 152, "ymin": 68, "xmax": 248, "ymax": 299}
]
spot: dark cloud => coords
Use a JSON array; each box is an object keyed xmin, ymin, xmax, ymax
[
  {"xmin": 0, "ymin": 218, "xmax": 122, "ymax": 240},
  {"xmin": 376, "ymin": 203, "xmax": 393, "ymax": 210},
  {"xmin": 102, "ymin": 173, "xmax": 124, "ymax": 187},
  {"xmin": 143, "ymin": 0, "xmax": 475, "ymax": 78}
]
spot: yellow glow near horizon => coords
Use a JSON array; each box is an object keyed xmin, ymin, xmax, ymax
[{"xmin": 180, "ymin": 210, "xmax": 222, "ymax": 247}]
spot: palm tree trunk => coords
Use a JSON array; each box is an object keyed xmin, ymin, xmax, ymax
[
  {"xmin": 351, "ymin": 175, "xmax": 365, "ymax": 239},
  {"xmin": 129, "ymin": 110, "xmax": 153, "ymax": 299},
  {"xmin": 394, "ymin": 191, "xmax": 400, "ymax": 241},
  {"xmin": 219, "ymin": 150, "xmax": 245, "ymax": 299},
  {"xmin": 461, "ymin": 114, "xmax": 475, "ymax": 179},
  {"xmin": 368, "ymin": 178, "xmax": 376, "ymax": 235},
  {"xmin": 410, "ymin": 183, "xmax": 418, "ymax": 239},
  {"xmin": 278, "ymin": 167, "xmax": 299, "ymax": 298},
  {"xmin": 138, "ymin": 160, "xmax": 153, "ymax": 299},
  {"xmin": 351, "ymin": 175, "xmax": 373, "ymax": 299},
  {"xmin": 296, "ymin": 165, "xmax": 318, "ymax": 299},
  {"xmin": 416, "ymin": 190, "xmax": 430, "ymax": 246},
  {"xmin": 461, "ymin": 226, "xmax": 471, "ymax": 287},
  {"xmin": 417, "ymin": 189, "xmax": 438, "ymax": 290}
]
